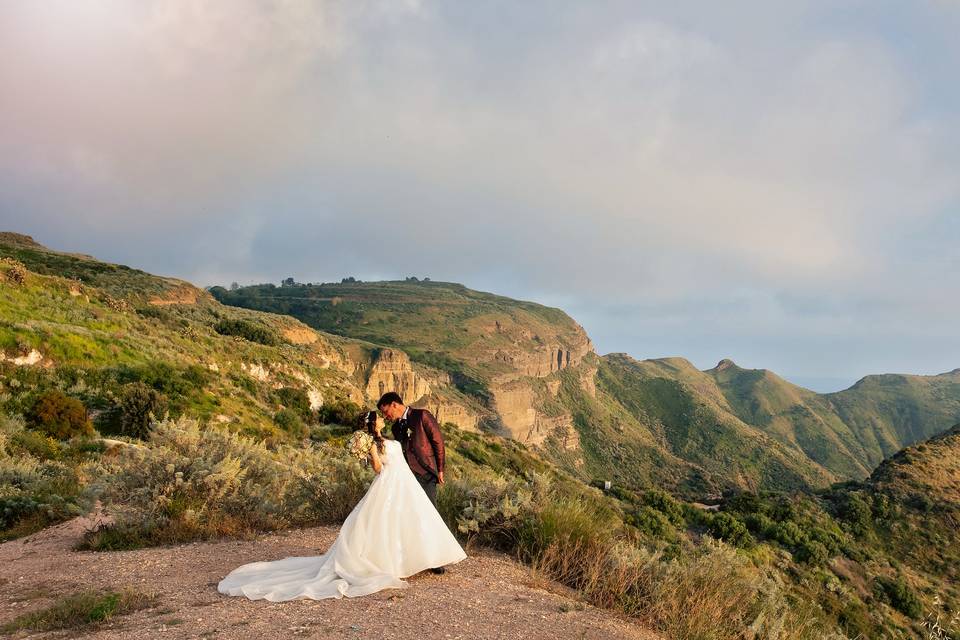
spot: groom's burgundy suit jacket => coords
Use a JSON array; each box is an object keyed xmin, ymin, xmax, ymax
[{"xmin": 391, "ymin": 408, "xmax": 445, "ymax": 479}]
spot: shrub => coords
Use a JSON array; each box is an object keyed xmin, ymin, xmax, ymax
[
  {"xmin": 135, "ymin": 305, "xmax": 169, "ymax": 322},
  {"xmin": 642, "ymin": 489, "xmax": 686, "ymax": 527},
  {"xmin": 795, "ymin": 539, "xmax": 830, "ymax": 565},
  {"xmin": 82, "ymin": 418, "xmax": 371, "ymax": 549},
  {"xmin": 707, "ymin": 512, "xmax": 755, "ymax": 549},
  {"xmin": 724, "ymin": 491, "xmax": 765, "ymax": 515},
  {"xmin": 274, "ymin": 387, "xmax": 313, "ymax": 422},
  {"xmin": 318, "ymin": 398, "xmax": 363, "ymax": 426},
  {"xmin": 213, "ymin": 319, "xmax": 279, "ymax": 346},
  {"xmin": 25, "ymin": 390, "xmax": 94, "ymax": 440},
  {"xmin": 768, "ymin": 520, "xmax": 807, "ymax": 548},
  {"xmin": 11, "ymin": 429, "xmax": 62, "ymax": 460},
  {"xmin": 630, "ymin": 505, "xmax": 676, "ymax": 540},
  {"xmin": 873, "ymin": 576, "xmax": 922, "ymax": 619},
  {"xmin": 835, "ymin": 492, "xmax": 873, "ymax": 534},
  {"xmin": 274, "ymin": 408, "xmax": 306, "ymax": 439},
  {"xmin": 1, "ymin": 414, "xmax": 89, "ymax": 540},
  {"xmin": 745, "ymin": 512, "xmax": 774, "ymax": 535},
  {"xmin": 2, "ymin": 258, "xmax": 27, "ymax": 285},
  {"xmin": 117, "ymin": 383, "xmax": 168, "ymax": 439}
]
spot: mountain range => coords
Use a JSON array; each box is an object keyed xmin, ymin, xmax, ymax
[
  {"xmin": 211, "ymin": 273, "xmax": 960, "ymax": 497},
  {"xmin": 2, "ymin": 230, "xmax": 958, "ymax": 498}
]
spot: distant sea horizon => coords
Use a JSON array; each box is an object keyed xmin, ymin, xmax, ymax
[{"xmin": 783, "ymin": 375, "xmax": 859, "ymax": 394}]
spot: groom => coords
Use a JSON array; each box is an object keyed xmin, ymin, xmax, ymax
[
  {"xmin": 378, "ymin": 392, "xmax": 448, "ymax": 575},
  {"xmin": 377, "ymin": 391, "xmax": 445, "ymax": 506}
]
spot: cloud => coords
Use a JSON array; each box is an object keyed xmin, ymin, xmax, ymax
[{"xmin": 1, "ymin": 0, "xmax": 958, "ymax": 382}]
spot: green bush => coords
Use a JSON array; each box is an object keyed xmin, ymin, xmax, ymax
[
  {"xmin": 11, "ymin": 429, "xmax": 62, "ymax": 460},
  {"xmin": 630, "ymin": 505, "xmax": 675, "ymax": 540},
  {"xmin": 795, "ymin": 539, "xmax": 830, "ymax": 565},
  {"xmin": 274, "ymin": 387, "xmax": 313, "ymax": 422},
  {"xmin": 768, "ymin": 520, "xmax": 806, "ymax": 548},
  {"xmin": 25, "ymin": 390, "xmax": 94, "ymax": 440},
  {"xmin": 723, "ymin": 491, "xmax": 765, "ymax": 515},
  {"xmin": 318, "ymin": 398, "xmax": 363, "ymax": 426},
  {"xmin": 117, "ymin": 383, "xmax": 167, "ymax": 439},
  {"xmin": 213, "ymin": 319, "xmax": 279, "ymax": 346},
  {"xmin": 873, "ymin": 576, "xmax": 922, "ymax": 619},
  {"xmin": 642, "ymin": 489, "xmax": 686, "ymax": 527},
  {"xmin": 706, "ymin": 512, "xmax": 754, "ymax": 549},
  {"xmin": 1, "ymin": 414, "xmax": 89, "ymax": 540},
  {"xmin": 835, "ymin": 492, "xmax": 873, "ymax": 534},
  {"xmin": 273, "ymin": 408, "xmax": 306, "ymax": 439},
  {"xmin": 745, "ymin": 512, "xmax": 773, "ymax": 535}
]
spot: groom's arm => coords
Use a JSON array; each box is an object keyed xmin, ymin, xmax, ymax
[{"xmin": 422, "ymin": 410, "xmax": 445, "ymax": 481}]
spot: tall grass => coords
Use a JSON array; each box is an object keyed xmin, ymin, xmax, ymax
[{"xmin": 443, "ymin": 470, "xmax": 844, "ymax": 640}]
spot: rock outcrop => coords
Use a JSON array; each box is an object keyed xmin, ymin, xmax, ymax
[{"xmin": 364, "ymin": 349, "xmax": 433, "ymax": 404}]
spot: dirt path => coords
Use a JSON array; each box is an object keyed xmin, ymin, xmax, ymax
[{"xmin": 1, "ymin": 516, "xmax": 661, "ymax": 640}]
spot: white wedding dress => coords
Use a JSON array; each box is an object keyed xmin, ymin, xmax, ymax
[{"xmin": 218, "ymin": 439, "xmax": 466, "ymax": 601}]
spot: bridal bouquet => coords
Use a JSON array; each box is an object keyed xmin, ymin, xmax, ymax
[{"xmin": 347, "ymin": 431, "xmax": 374, "ymax": 461}]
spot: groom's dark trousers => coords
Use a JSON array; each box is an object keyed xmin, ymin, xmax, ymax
[{"xmin": 415, "ymin": 473, "xmax": 439, "ymax": 507}]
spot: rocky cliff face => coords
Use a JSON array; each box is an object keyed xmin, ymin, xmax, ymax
[
  {"xmin": 358, "ymin": 348, "xmax": 483, "ymax": 431},
  {"xmin": 482, "ymin": 320, "xmax": 594, "ymax": 384},
  {"xmin": 363, "ymin": 349, "xmax": 434, "ymax": 403}
]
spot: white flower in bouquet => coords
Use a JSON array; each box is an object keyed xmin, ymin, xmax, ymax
[{"xmin": 347, "ymin": 431, "xmax": 374, "ymax": 461}]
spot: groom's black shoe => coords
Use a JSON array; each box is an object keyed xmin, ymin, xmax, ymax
[{"xmin": 430, "ymin": 567, "xmax": 446, "ymax": 575}]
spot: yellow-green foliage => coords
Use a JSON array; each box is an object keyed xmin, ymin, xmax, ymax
[
  {"xmin": 0, "ymin": 413, "xmax": 95, "ymax": 540},
  {"xmin": 83, "ymin": 418, "xmax": 371, "ymax": 549}
]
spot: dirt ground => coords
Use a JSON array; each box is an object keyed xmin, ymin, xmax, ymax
[{"xmin": 1, "ymin": 515, "xmax": 661, "ymax": 640}]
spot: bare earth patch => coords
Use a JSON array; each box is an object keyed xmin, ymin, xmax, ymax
[{"xmin": 1, "ymin": 515, "xmax": 661, "ymax": 640}]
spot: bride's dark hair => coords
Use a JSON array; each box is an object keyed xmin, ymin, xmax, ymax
[{"xmin": 357, "ymin": 410, "xmax": 385, "ymax": 455}]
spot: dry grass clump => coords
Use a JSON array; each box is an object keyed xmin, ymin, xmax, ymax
[
  {"xmin": 0, "ymin": 589, "xmax": 158, "ymax": 634},
  {"xmin": 1, "ymin": 256, "xmax": 27, "ymax": 285},
  {"xmin": 82, "ymin": 417, "xmax": 370, "ymax": 549}
]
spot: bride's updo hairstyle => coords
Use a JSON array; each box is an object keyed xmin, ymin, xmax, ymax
[{"xmin": 357, "ymin": 410, "xmax": 386, "ymax": 455}]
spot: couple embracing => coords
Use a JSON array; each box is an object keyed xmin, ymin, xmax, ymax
[{"xmin": 218, "ymin": 392, "xmax": 466, "ymax": 601}]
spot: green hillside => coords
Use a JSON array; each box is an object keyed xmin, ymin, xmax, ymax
[
  {"xmin": 3, "ymin": 233, "xmax": 960, "ymax": 639},
  {"xmin": 210, "ymin": 279, "xmax": 592, "ymax": 391},
  {"xmin": 829, "ymin": 371, "xmax": 960, "ymax": 464},
  {"xmin": 214, "ymin": 279, "xmax": 960, "ymax": 498},
  {"xmin": 701, "ymin": 359, "xmax": 960, "ymax": 480},
  {"xmin": 0, "ymin": 234, "xmax": 366, "ymax": 445}
]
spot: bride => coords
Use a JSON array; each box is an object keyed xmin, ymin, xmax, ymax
[{"xmin": 218, "ymin": 410, "xmax": 467, "ymax": 601}]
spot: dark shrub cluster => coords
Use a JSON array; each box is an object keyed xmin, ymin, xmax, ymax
[
  {"xmin": 318, "ymin": 398, "xmax": 363, "ymax": 426},
  {"xmin": 25, "ymin": 391, "xmax": 94, "ymax": 440},
  {"xmin": 873, "ymin": 576, "xmax": 923, "ymax": 619},
  {"xmin": 213, "ymin": 319, "xmax": 279, "ymax": 346},
  {"xmin": 117, "ymin": 383, "xmax": 168, "ymax": 439},
  {"xmin": 274, "ymin": 387, "xmax": 313, "ymax": 422},
  {"xmin": 274, "ymin": 408, "xmax": 306, "ymax": 438}
]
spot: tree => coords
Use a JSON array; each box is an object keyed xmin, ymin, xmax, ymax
[
  {"xmin": 118, "ymin": 382, "xmax": 168, "ymax": 439},
  {"xmin": 26, "ymin": 390, "xmax": 94, "ymax": 439},
  {"xmin": 229, "ymin": 282, "xmax": 240, "ymax": 291}
]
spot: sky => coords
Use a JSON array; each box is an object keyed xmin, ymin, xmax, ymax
[{"xmin": 2, "ymin": 1, "xmax": 959, "ymax": 392}]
